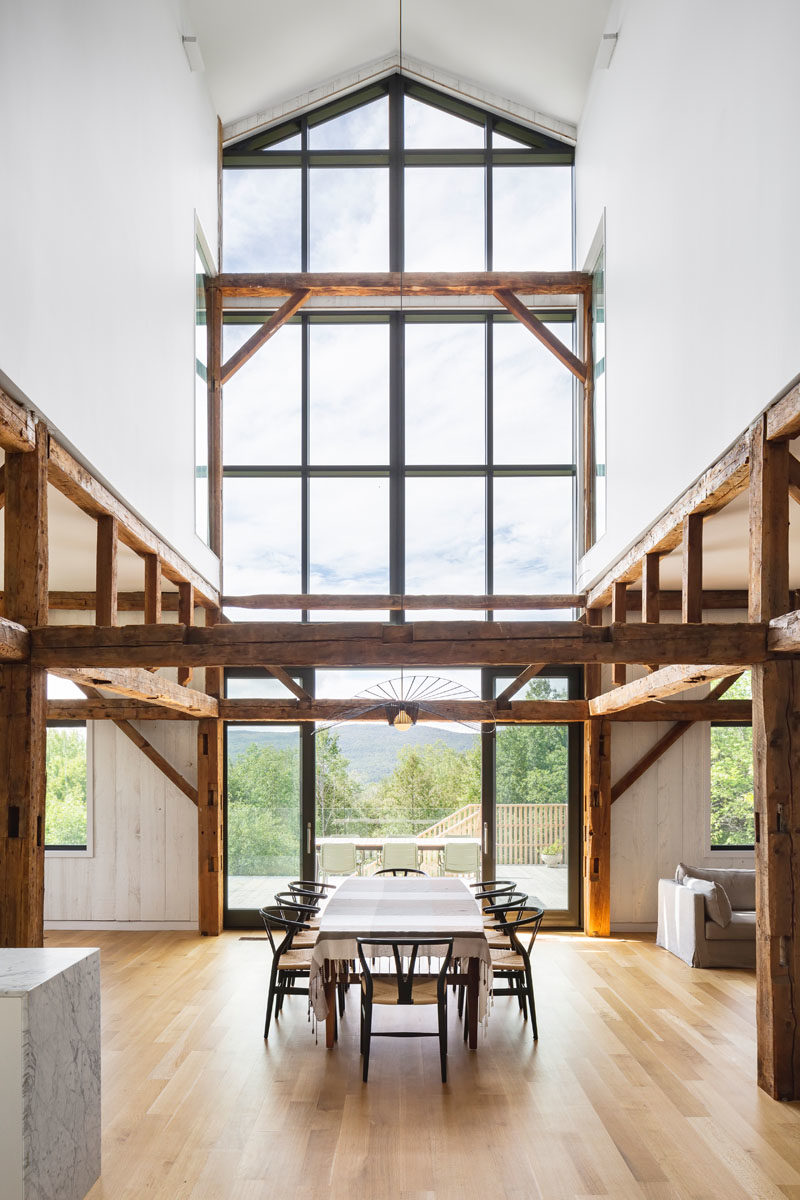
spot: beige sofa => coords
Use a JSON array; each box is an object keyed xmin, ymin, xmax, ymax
[{"xmin": 656, "ymin": 864, "xmax": 756, "ymax": 968}]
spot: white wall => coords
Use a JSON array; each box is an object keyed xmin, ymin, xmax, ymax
[
  {"xmin": 576, "ymin": 0, "xmax": 800, "ymax": 587},
  {"xmin": 0, "ymin": 0, "xmax": 219, "ymax": 585},
  {"xmin": 44, "ymin": 720, "xmax": 199, "ymax": 929}
]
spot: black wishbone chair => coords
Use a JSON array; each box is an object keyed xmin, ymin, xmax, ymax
[
  {"xmin": 374, "ymin": 867, "xmax": 429, "ymax": 877},
  {"xmin": 486, "ymin": 905, "xmax": 545, "ymax": 1039},
  {"xmin": 357, "ymin": 938, "xmax": 454, "ymax": 1083},
  {"xmin": 259, "ymin": 905, "xmax": 320, "ymax": 1039}
]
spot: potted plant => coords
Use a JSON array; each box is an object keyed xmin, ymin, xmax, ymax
[{"xmin": 540, "ymin": 841, "xmax": 562, "ymax": 868}]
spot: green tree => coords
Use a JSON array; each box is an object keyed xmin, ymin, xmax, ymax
[
  {"xmin": 226, "ymin": 740, "xmax": 300, "ymax": 875},
  {"xmin": 372, "ymin": 739, "xmax": 481, "ymax": 835},
  {"xmin": 496, "ymin": 678, "xmax": 568, "ymax": 806},
  {"xmin": 315, "ymin": 729, "xmax": 364, "ymax": 836},
  {"xmin": 45, "ymin": 728, "xmax": 88, "ymax": 846},
  {"xmin": 710, "ymin": 724, "xmax": 754, "ymax": 845}
]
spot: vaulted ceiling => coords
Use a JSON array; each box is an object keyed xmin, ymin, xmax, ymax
[{"xmin": 184, "ymin": 0, "xmax": 612, "ymax": 132}]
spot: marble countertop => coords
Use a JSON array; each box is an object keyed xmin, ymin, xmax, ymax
[{"xmin": 0, "ymin": 948, "xmax": 99, "ymax": 996}]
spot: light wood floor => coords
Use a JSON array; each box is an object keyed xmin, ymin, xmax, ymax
[{"xmin": 45, "ymin": 929, "xmax": 800, "ymax": 1200}]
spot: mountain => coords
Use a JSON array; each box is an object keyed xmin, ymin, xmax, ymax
[{"xmin": 227, "ymin": 723, "xmax": 477, "ymax": 784}]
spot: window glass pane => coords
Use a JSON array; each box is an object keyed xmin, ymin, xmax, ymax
[
  {"xmin": 405, "ymin": 477, "xmax": 485, "ymax": 592},
  {"xmin": 710, "ymin": 726, "xmax": 754, "ymax": 847},
  {"xmin": 492, "ymin": 130, "xmax": 530, "ymax": 149},
  {"xmin": 309, "ymin": 478, "xmax": 389, "ymax": 592},
  {"xmin": 592, "ymin": 242, "xmax": 607, "ymax": 540},
  {"xmin": 226, "ymin": 674, "xmax": 302, "ymax": 699},
  {"xmin": 223, "ymin": 323, "xmax": 301, "ymax": 465},
  {"xmin": 223, "ymin": 477, "xmax": 301, "ymax": 597},
  {"xmin": 493, "ymin": 476, "xmax": 573, "ymax": 593},
  {"xmin": 310, "ymin": 325, "xmax": 389, "ymax": 464},
  {"xmin": 195, "ymin": 249, "xmax": 209, "ymax": 542},
  {"xmin": 405, "ymin": 323, "xmax": 484, "ymax": 464},
  {"xmin": 495, "ymin": 723, "xmax": 569, "ymax": 910},
  {"xmin": 261, "ymin": 132, "xmax": 302, "ymax": 150},
  {"xmin": 493, "ymin": 321, "xmax": 573, "ymax": 464},
  {"xmin": 308, "ymin": 97, "xmax": 388, "ymax": 149},
  {"xmin": 493, "ymin": 675, "xmax": 569, "ymax": 700},
  {"xmin": 309, "ymin": 169, "xmax": 389, "ymax": 270},
  {"xmin": 404, "ymin": 97, "xmax": 484, "ymax": 148},
  {"xmin": 404, "ymin": 168, "xmax": 484, "ymax": 270},
  {"xmin": 46, "ymin": 726, "xmax": 87, "ymax": 847},
  {"xmin": 492, "ymin": 167, "xmax": 572, "ymax": 270},
  {"xmin": 227, "ymin": 726, "xmax": 300, "ymax": 908},
  {"xmin": 223, "ymin": 169, "xmax": 301, "ymax": 271}
]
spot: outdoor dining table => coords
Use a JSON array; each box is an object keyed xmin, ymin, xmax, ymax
[{"xmin": 310, "ymin": 875, "xmax": 492, "ymax": 1049}]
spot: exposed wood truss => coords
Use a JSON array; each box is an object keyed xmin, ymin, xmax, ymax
[
  {"xmin": 495, "ymin": 665, "xmax": 544, "ymax": 707},
  {"xmin": 589, "ymin": 663, "xmax": 746, "ymax": 717},
  {"xmin": 220, "ymin": 289, "xmax": 310, "ymax": 384},
  {"xmin": 0, "ymin": 462, "xmax": 5, "ymax": 510},
  {"xmin": 493, "ymin": 288, "xmax": 587, "ymax": 382},
  {"xmin": 223, "ymin": 592, "xmax": 585, "ymax": 611},
  {"xmin": 215, "ymin": 271, "xmax": 592, "ymax": 298},
  {"xmin": 49, "ymin": 666, "xmax": 219, "ymax": 717},
  {"xmin": 610, "ymin": 675, "xmax": 743, "ymax": 803},
  {"xmin": 0, "ymin": 615, "xmax": 30, "ymax": 661}
]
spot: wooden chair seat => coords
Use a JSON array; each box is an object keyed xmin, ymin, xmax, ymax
[
  {"xmin": 484, "ymin": 928, "xmax": 512, "ymax": 949},
  {"xmin": 364, "ymin": 974, "xmax": 441, "ymax": 1005},
  {"xmin": 289, "ymin": 932, "xmax": 317, "ymax": 950}
]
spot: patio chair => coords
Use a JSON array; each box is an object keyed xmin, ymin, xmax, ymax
[
  {"xmin": 357, "ymin": 937, "xmax": 454, "ymax": 1083},
  {"xmin": 380, "ymin": 841, "xmax": 419, "ymax": 873},
  {"xmin": 442, "ymin": 840, "xmax": 481, "ymax": 877},
  {"xmin": 318, "ymin": 840, "xmax": 358, "ymax": 881}
]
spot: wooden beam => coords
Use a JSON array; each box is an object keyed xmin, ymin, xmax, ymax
[
  {"xmin": 47, "ymin": 438, "xmax": 219, "ymax": 608},
  {"xmin": 765, "ymin": 376, "xmax": 800, "ymax": 442},
  {"xmin": 0, "ymin": 422, "xmax": 48, "ymax": 948},
  {"xmin": 682, "ymin": 513, "xmax": 704, "ymax": 624},
  {"xmin": 144, "ymin": 555, "xmax": 163, "ymax": 625},
  {"xmin": 95, "ymin": 515, "xmax": 118, "ymax": 627},
  {"xmin": 586, "ymin": 432, "xmax": 750, "ymax": 609},
  {"xmin": 197, "ymin": 717, "xmax": 224, "ymax": 935},
  {"xmin": 750, "ymin": 416, "xmax": 789, "ymax": 623},
  {"xmin": 768, "ymin": 610, "xmax": 800, "ymax": 652},
  {"xmin": 493, "ymin": 289, "xmax": 587, "ymax": 382},
  {"xmin": 50, "ymin": 666, "xmax": 218, "ymax": 717},
  {"xmin": 0, "ymin": 462, "xmax": 4, "ymax": 510},
  {"xmin": 495, "ymin": 665, "xmax": 544, "ymax": 707},
  {"xmin": 263, "ymin": 665, "xmax": 312, "ymax": 703},
  {"xmin": 47, "ymin": 699, "xmax": 188, "ymax": 720},
  {"xmin": 749, "ymin": 410, "xmax": 800, "ymax": 1099},
  {"xmin": 220, "ymin": 290, "xmax": 310, "ymax": 385},
  {"xmin": 625, "ymin": 589, "xmax": 748, "ymax": 612},
  {"xmin": 12, "ymin": 590, "xmax": 181, "ymax": 612},
  {"xmin": 0, "ymin": 387, "xmax": 36, "ymax": 452},
  {"xmin": 112, "ymin": 720, "xmax": 198, "ymax": 805},
  {"xmin": 610, "ymin": 675, "xmax": 743, "ymax": 803},
  {"xmin": 584, "ymin": 608, "xmax": 603, "ymax": 700},
  {"xmin": 584, "ymin": 718, "xmax": 611, "ymax": 937},
  {"xmin": 223, "ymin": 592, "xmax": 586, "ymax": 611},
  {"xmin": 642, "ymin": 553, "xmax": 661, "ymax": 624},
  {"xmin": 589, "ymin": 663, "xmax": 746, "ymax": 717},
  {"xmin": 219, "ymin": 697, "xmax": 589, "ymax": 723},
  {"xmin": 612, "ymin": 582, "xmax": 627, "ymax": 687},
  {"xmin": 0, "ymin": 616, "xmax": 30, "ymax": 661},
  {"xmin": 215, "ymin": 271, "xmax": 593, "ymax": 298},
  {"xmin": 30, "ymin": 619, "xmax": 767, "ymax": 669},
  {"xmin": 177, "ymin": 583, "xmax": 195, "ymax": 687}
]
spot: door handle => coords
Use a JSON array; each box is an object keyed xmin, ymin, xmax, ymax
[
  {"xmin": 306, "ymin": 822, "xmax": 312, "ymax": 855},
  {"xmin": 483, "ymin": 822, "xmax": 488, "ymax": 854}
]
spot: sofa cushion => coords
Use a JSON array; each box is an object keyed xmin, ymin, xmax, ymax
[
  {"xmin": 705, "ymin": 911, "xmax": 756, "ymax": 941},
  {"xmin": 684, "ymin": 877, "xmax": 733, "ymax": 927},
  {"xmin": 675, "ymin": 862, "xmax": 755, "ymax": 910}
]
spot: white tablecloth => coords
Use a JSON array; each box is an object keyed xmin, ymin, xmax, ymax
[{"xmin": 309, "ymin": 876, "xmax": 492, "ymax": 1022}]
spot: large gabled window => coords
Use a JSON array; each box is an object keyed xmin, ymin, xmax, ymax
[{"xmin": 221, "ymin": 76, "xmax": 576, "ymax": 620}]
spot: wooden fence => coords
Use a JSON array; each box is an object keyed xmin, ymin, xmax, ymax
[{"xmin": 419, "ymin": 802, "xmax": 567, "ymax": 863}]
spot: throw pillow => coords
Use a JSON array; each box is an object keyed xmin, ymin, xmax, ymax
[{"xmin": 684, "ymin": 877, "xmax": 733, "ymax": 928}]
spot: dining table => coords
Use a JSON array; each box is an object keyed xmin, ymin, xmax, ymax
[{"xmin": 309, "ymin": 875, "xmax": 492, "ymax": 1049}]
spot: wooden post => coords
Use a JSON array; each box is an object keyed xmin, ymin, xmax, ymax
[
  {"xmin": 612, "ymin": 582, "xmax": 627, "ymax": 686},
  {"xmin": 95, "ymin": 514, "xmax": 118, "ymax": 626},
  {"xmin": 144, "ymin": 554, "xmax": 162, "ymax": 624},
  {"xmin": 682, "ymin": 513, "xmax": 703, "ymax": 623},
  {"xmin": 0, "ymin": 423, "xmax": 48, "ymax": 947},
  {"xmin": 197, "ymin": 609, "xmax": 223, "ymax": 935},
  {"xmin": 583, "ymin": 717, "xmax": 611, "ymax": 937},
  {"xmin": 177, "ymin": 581, "xmax": 194, "ymax": 686},
  {"xmin": 749, "ymin": 416, "xmax": 799, "ymax": 1099}
]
